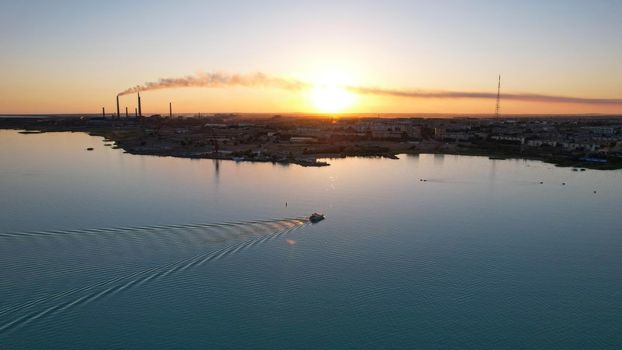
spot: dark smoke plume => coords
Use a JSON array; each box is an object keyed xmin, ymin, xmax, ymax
[
  {"xmin": 118, "ymin": 72, "xmax": 308, "ymax": 96},
  {"xmin": 119, "ymin": 71, "xmax": 622, "ymax": 105},
  {"xmin": 348, "ymin": 86, "xmax": 622, "ymax": 105}
]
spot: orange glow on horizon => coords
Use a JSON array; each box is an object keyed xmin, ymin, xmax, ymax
[
  {"xmin": 301, "ymin": 69, "xmax": 358, "ymax": 114},
  {"xmin": 1, "ymin": 69, "xmax": 621, "ymax": 115}
]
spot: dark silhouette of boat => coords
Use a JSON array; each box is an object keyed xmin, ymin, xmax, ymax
[{"xmin": 309, "ymin": 213, "xmax": 325, "ymax": 223}]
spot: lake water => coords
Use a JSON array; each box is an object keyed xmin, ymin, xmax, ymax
[{"xmin": 1, "ymin": 129, "xmax": 621, "ymax": 349}]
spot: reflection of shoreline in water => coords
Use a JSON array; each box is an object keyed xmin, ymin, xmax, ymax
[
  {"xmin": 213, "ymin": 159, "xmax": 220, "ymax": 182},
  {"xmin": 433, "ymin": 154, "xmax": 445, "ymax": 165}
]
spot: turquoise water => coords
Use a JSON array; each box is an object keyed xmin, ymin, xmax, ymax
[{"xmin": 1, "ymin": 130, "xmax": 621, "ymax": 349}]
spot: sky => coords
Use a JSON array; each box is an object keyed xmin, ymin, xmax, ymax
[{"xmin": 0, "ymin": 0, "xmax": 621, "ymax": 115}]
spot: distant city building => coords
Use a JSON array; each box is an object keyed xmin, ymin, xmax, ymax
[{"xmin": 290, "ymin": 137, "xmax": 318, "ymax": 143}]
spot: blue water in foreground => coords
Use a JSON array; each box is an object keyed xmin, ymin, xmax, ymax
[{"xmin": 1, "ymin": 130, "xmax": 621, "ymax": 349}]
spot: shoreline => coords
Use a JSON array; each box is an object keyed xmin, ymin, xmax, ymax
[
  {"xmin": 4, "ymin": 127, "xmax": 620, "ymax": 170},
  {"xmin": 2, "ymin": 116, "xmax": 622, "ymax": 170}
]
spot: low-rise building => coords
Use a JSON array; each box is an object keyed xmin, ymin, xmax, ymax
[
  {"xmin": 491, "ymin": 135, "xmax": 525, "ymax": 144},
  {"xmin": 290, "ymin": 137, "xmax": 318, "ymax": 143}
]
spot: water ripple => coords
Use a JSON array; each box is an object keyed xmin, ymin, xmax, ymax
[{"xmin": 0, "ymin": 217, "xmax": 307, "ymax": 335}]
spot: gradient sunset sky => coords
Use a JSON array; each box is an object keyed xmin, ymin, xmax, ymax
[{"xmin": 1, "ymin": 0, "xmax": 621, "ymax": 115}]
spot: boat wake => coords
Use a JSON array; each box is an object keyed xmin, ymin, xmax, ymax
[{"xmin": 0, "ymin": 217, "xmax": 307, "ymax": 335}]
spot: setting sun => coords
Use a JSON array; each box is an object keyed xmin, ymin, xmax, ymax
[
  {"xmin": 307, "ymin": 71, "xmax": 357, "ymax": 113},
  {"xmin": 310, "ymin": 85, "xmax": 356, "ymax": 113}
]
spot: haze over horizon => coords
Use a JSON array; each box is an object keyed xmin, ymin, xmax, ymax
[
  {"xmin": 1, "ymin": 0, "xmax": 621, "ymax": 115},
  {"xmin": 2, "ymin": 3, "xmax": 622, "ymax": 348}
]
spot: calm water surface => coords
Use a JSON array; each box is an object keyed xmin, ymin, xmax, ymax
[{"xmin": 1, "ymin": 130, "xmax": 621, "ymax": 349}]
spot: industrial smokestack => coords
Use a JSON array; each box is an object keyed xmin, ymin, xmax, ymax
[
  {"xmin": 135, "ymin": 107, "xmax": 138, "ymax": 117},
  {"xmin": 102, "ymin": 107, "xmax": 105, "ymax": 118},
  {"xmin": 169, "ymin": 102, "xmax": 172, "ymax": 118},
  {"xmin": 137, "ymin": 92, "xmax": 142, "ymax": 117},
  {"xmin": 116, "ymin": 96, "xmax": 120, "ymax": 119},
  {"xmin": 125, "ymin": 107, "xmax": 129, "ymax": 118}
]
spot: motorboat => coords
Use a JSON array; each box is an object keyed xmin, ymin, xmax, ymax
[{"xmin": 309, "ymin": 213, "xmax": 325, "ymax": 223}]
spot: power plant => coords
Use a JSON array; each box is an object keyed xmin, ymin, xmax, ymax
[
  {"xmin": 105, "ymin": 93, "xmax": 176, "ymax": 119},
  {"xmin": 113, "ymin": 95, "xmax": 134, "ymax": 119}
]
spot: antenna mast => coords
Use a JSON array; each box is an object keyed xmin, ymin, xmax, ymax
[{"xmin": 495, "ymin": 75, "xmax": 501, "ymax": 118}]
